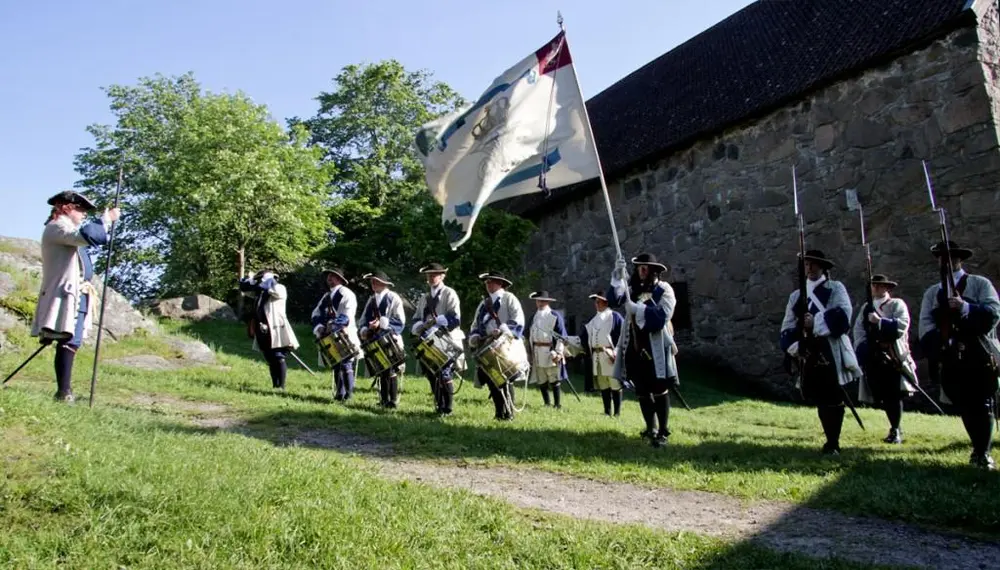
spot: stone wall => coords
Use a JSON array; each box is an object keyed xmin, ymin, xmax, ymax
[{"xmin": 523, "ymin": 13, "xmax": 1000, "ymax": 399}]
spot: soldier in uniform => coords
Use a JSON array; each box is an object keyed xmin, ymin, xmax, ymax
[
  {"xmin": 852, "ymin": 274, "xmax": 917, "ymax": 444},
  {"xmin": 409, "ymin": 263, "xmax": 465, "ymax": 415},
  {"xmin": 239, "ymin": 269, "xmax": 300, "ymax": 390},
  {"xmin": 527, "ymin": 291, "xmax": 568, "ymax": 408},
  {"xmin": 30, "ymin": 191, "xmax": 120, "ymax": 402},
  {"xmin": 780, "ymin": 250, "xmax": 862, "ymax": 455},
  {"xmin": 359, "ymin": 271, "xmax": 407, "ymax": 408},
  {"xmin": 918, "ymin": 240, "xmax": 1000, "ymax": 470},
  {"xmin": 580, "ymin": 292, "xmax": 625, "ymax": 417},
  {"xmin": 606, "ymin": 253, "xmax": 678, "ymax": 447},
  {"xmin": 311, "ymin": 268, "xmax": 361, "ymax": 402},
  {"xmin": 468, "ymin": 271, "xmax": 528, "ymax": 421}
]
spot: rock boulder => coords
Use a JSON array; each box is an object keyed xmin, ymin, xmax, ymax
[{"xmin": 150, "ymin": 295, "xmax": 238, "ymax": 322}]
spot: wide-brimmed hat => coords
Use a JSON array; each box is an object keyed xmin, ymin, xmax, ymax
[
  {"xmin": 870, "ymin": 274, "xmax": 898, "ymax": 288},
  {"xmin": 419, "ymin": 263, "xmax": 448, "ymax": 274},
  {"xmin": 529, "ymin": 290, "xmax": 557, "ymax": 302},
  {"xmin": 802, "ymin": 249, "xmax": 835, "ymax": 269},
  {"xmin": 631, "ymin": 252, "xmax": 668, "ymax": 272},
  {"xmin": 588, "ymin": 292, "xmax": 608, "ymax": 302},
  {"xmin": 47, "ymin": 190, "xmax": 97, "ymax": 212},
  {"xmin": 931, "ymin": 240, "xmax": 973, "ymax": 261},
  {"xmin": 363, "ymin": 271, "xmax": 394, "ymax": 287},
  {"xmin": 321, "ymin": 267, "xmax": 347, "ymax": 282},
  {"xmin": 478, "ymin": 271, "xmax": 512, "ymax": 287},
  {"xmin": 253, "ymin": 269, "xmax": 278, "ymax": 281}
]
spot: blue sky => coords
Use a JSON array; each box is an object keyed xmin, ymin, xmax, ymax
[{"xmin": 0, "ymin": 0, "xmax": 754, "ymax": 240}]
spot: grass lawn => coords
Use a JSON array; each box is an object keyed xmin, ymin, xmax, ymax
[{"xmin": 0, "ymin": 318, "xmax": 997, "ymax": 567}]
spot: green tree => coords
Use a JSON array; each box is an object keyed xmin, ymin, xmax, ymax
[
  {"xmin": 74, "ymin": 73, "xmax": 334, "ymax": 306},
  {"xmin": 292, "ymin": 61, "xmax": 538, "ymax": 324}
]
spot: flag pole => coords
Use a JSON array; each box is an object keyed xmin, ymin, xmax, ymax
[{"xmin": 557, "ymin": 12, "xmax": 625, "ymax": 262}]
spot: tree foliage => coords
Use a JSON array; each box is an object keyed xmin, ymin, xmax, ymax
[
  {"xmin": 74, "ymin": 73, "xmax": 334, "ymax": 302},
  {"xmin": 289, "ymin": 61, "xmax": 539, "ymax": 323}
]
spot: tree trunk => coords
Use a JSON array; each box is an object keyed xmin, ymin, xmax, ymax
[{"xmin": 237, "ymin": 247, "xmax": 246, "ymax": 318}]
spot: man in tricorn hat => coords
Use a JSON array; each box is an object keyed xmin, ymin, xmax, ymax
[
  {"xmin": 410, "ymin": 263, "xmax": 465, "ymax": 415},
  {"xmin": 311, "ymin": 267, "xmax": 361, "ymax": 401},
  {"xmin": 239, "ymin": 268, "xmax": 300, "ymax": 390},
  {"xmin": 580, "ymin": 291, "xmax": 625, "ymax": 417},
  {"xmin": 359, "ymin": 270, "xmax": 407, "ymax": 408},
  {"xmin": 919, "ymin": 240, "xmax": 1000, "ymax": 470},
  {"xmin": 853, "ymin": 273, "xmax": 918, "ymax": 444},
  {"xmin": 780, "ymin": 249, "xmax": 862, "ymax": 455},
  {"xmin": 607, "ymin": 252, "xmax": 678, "ymax": 447},
  {"xmin": 468, "ymin": 271, "xmax": 528, "ymax": 420},
  {"xmin": 30, "ymin": 191, "xmax": 120, "ymax": 402},
  {"xmin": 527, "ymin": 290, "xmax": 569, "ymax": 408}
]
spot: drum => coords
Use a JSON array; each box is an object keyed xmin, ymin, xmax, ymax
[
  {"xmin": 415, "ymin": 326, "xmax": 464, "ymax": 376},
  {"xmin": 475, "ymin": 334, "xmax": 528, "ymax": 387},
  {"xmin": 317, "ymin": 329, "xmax": 359, "ymax": 367},
  {"xmin": 362, "ymin": 332, "xmax": 407, "ymax": 377}
]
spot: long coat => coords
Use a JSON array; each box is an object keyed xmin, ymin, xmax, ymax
[
  {"xmin": 852, "ymin": 296, "xmax": 918, "ymax": 404},
  {"xmin": 780, "ymin": 277, "xmax": 862, "ymax": 388},
  {"xmin": 527, "ymin": 307, "xmax": 568, "ymax": 384},
  {"xmin": 607, "ymin": 279, "xmax": 679, "ymax": 383},
  {"xmin": 240, "ymin": 278, "xmax": 300, "ymax": 351},
  {"xmin": 918, "ymin": 272, "xmax": 1000, "ymax": 404},
  {"xmin": 359, "ymin": 289, "xmax": 407, "ymax": 375},
  {"xmin": 410, "ymin": 283, "xmax": 466, "ymax": 372},
  {"xmin": 311, "ymin": 285, "xmax": 362, "ymax": 353},
  {"xmin": 469, "ymin": 289, "xmax": 529, "ymax": 387},
  {"xmin": 31, "ymin": 215, "xmax": 108, "ymax": 341}
]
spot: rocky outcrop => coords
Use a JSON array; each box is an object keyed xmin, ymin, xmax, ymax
[{"xmin": 149, "ymin": 294, "xmax": 238, "ymax": 322}]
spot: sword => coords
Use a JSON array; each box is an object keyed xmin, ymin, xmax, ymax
[
  {"xmin": 840, "ymin": 384, "xmax": 866, "ymax": 430},
  {"xmin": 2, "ymin": 343, "xmax": 50, "ymax": 386},
  {"xmin": 671, "ymin": 385, "xmax": 692, "ymax": 411},
  {"xmin": 288, "ymin": 350, "xmax": 316, "ymax": 376}
]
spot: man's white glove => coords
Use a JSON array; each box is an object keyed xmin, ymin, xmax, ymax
[
  {"xmin": 469, "ymin": 334, "xmax": 481, "ymax": 349},
  {"xmin": 378, "ymin": 316, "xmax": 390, "ymax": 330},
  {"xmin": 624, "ymin": 300, "xmax": 640, "ymax": 315},
  {"xmin": 411, "ymin": 322, "xmax": 425, "ymax": 336},
  {"xmin": 313, "ymin": 324, "xmax": 325, "ymax": 338},
  {"xmin": 786, "ymin": 341, "xmax": 800, "ymax": 357},
  {"xmin": 435, "ymin": 314, "xmax": 449, "ymax": 327},
  {"xmin": 498, "ymin": 324, "xmax": 512, "ymax": 337}
]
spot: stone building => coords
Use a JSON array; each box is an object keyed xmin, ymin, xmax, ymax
[{"xmin": 500, "ymin": 0, "xmax": 1000, "ymax": 398}]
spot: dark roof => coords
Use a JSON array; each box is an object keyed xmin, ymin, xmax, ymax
[{"xmin": 501, "ymin": 0, "xmax": 975, "ymax": 215}]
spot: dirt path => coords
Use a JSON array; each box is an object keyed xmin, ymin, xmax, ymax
[{"xmin": 154, "ymin": 399, "xmax": 1000, "ymax": 570}]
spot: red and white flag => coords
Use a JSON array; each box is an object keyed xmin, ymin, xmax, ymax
[{"xmin": 415, "ymin": 31, "xmax": 600, "ymax": 249}]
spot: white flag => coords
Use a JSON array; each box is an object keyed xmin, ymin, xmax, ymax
[{"xmin": 415, "ymin": 31, "xmax": 600, "ymax": 250}]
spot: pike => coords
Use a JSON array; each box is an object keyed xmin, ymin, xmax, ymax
[
  {"xmin": 793, "ymin": 167, "xmax": 864, "ymax": 430},
  {"xmin": 857, "ymin": 201, "xmax": 944, "ymax": 414},
  {"xmin": 923, "ymin": 160, "xmax": 958, "ymax": 350}
]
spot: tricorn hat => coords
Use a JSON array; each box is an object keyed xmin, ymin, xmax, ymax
[
  {"xmin": 631, "ymin": 252, "xmax": 668, "ymax": 273},
  {"xmin": 363, "ymin": 270, "xmax": 394, "ymax": 287},
  {"xmin": 478, "ymin": 271, "xmax": 512, "ymax": 287},
  {"xmin": 529, "ymin": 290, "xmax": 557, "ymax": 302},
  {"xmin": 802, "ymin": 249, "xmax": 835, "ymax": 269},
  {"xmin": 588, "ymin": 292, "xmax": 608, "ymax": 302},
  {"xmin": 870, "ymin": 274, "xmax": 898, "ymax": 288},
  {"xmin": 419, "ymin": 263, "xmax": 448, "ymax": 274},
  {"xmin": 47, "ymin": 190, "xmax": 97, "ymax": 212},
  {"xmin": 931, "ymin": 240, "xmax": 973, "ymax": 261},
  {"xmin": 321, "ymin": 267, "xmax": 347, "ymax": 282}
]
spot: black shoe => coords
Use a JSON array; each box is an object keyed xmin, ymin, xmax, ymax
[
  {"xmin": 639, "ymin": 429, "xmax": 654, "ymax": 440},
  {"xmin": 970, "ymin": 453, "xmax": 996, "ymax": 470},
  {"xmin": 54, "ymin": 392, "xmax": 75, "ymax": 403},
  {"xmin": 822, "ymin": 442, "xmax": 841, "ymax": 456},
  {"xmin": 334, "ymin": 394, "xmax": 344, "ymax": 401},
  {"xmin": 883, "ymin": 428, "xmax": 903, "ymax": 444},
  {"xmin": 651, "ymin": 431, "xmax": 668, "ymax": 448}
]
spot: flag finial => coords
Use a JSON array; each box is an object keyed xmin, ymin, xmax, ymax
[{"xmin": 557, "ymin": 11, "xmax": 564, "ymax": 30}]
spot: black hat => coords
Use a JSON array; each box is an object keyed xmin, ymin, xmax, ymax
[
  {"xmin": 631, "ymin": 252, "xmax": 668, "ymax": 272},
  {"xmin": 870, "ymin": 274, "xmax": 898, "ymax": 288},
  {"xmin": 253, "ymin": 269, "xmax": 279, "ymax": 281},
  {"xmin": 529, "ymin": 290, "xmax": 556, "ymax": 302},
  {"xmin": 588, "ymin": 292, "xmax": 608, "ymax": 302},
  {"xmin": 419, "ymin": 263, "xmax": 448, "ymax": 274},
  {"xmin": 363, "ymin": 271, "xmax": 394, "ymax": 287},
  {"xmin": 478, "ymin": 271, "xmax": 512, "ymax": 287},
  {"xmin": 322, "ymin": 267, "xmax": 347, "ymax": 282},
  {"xmin": 47, "ymin": 190, "xmax": 97, "ymax": 212},
  {"xmin": 931, "ymin": 240, "xmax": 973, "ymax": 261},
  {"xmin": 802, "ymin": 249, "xmax": 835, "ymax": 269}
]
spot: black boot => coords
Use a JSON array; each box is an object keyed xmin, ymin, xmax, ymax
[
  {"xmin": 379, "ymin": 374, "xmax": 390, "ymax": 407},
  {"xmin": 612, "ymin": 390, "xmax": 622, "ymax": 417},
  {"xmin": 54, "ymin": 344, "xmax": 76, "ymax": 402},
  {"xmin": 601, "ymin": 389, "xmax": 612, "ymax": 416},
  {"xmin": 488, "ymin": 382, "xmax": 504, "ymax": 419},
  {"xmin": 964, "ymin": 401, "xmax": 995, "ymax": 467},
  {"xmin": 552, "ymin": 383, "xmax": 562, "ymax": 409},
  {"xmin": 540, "ymin": 385, "xmax": 551, "ymax": 406},
  {"xmin": 652, "ymin": 393, "xmax": 670, "ymax": 447},
  {"xmin": 389, "ymin": 375, "xmax": 400, "ymax": 408},
  {"xmin": 818, "ymin": 406, "xmax": 845, "ymax": 455},
  {"xmin": 275, "ymin": 356, "xmax": 287, "ymax": 390},
  {"xmin": 638, "ymin": 396, "xmax": 655, "ymax": 439},
  {"xmin": 440, "ymin": 381, "xmax": 454, "ymax": 415}
]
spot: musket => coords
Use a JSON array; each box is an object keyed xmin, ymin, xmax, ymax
[
  {"xmin": 89, "ymin": 161, "xmax": 126, "ymax": 408},
  {"xmin": 923, "ymin": 160, "xmax": 958, "ymax": 352},
  {"xmin": 858, "ymin": 202, "xmax": 944, "ymax": 415}
]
